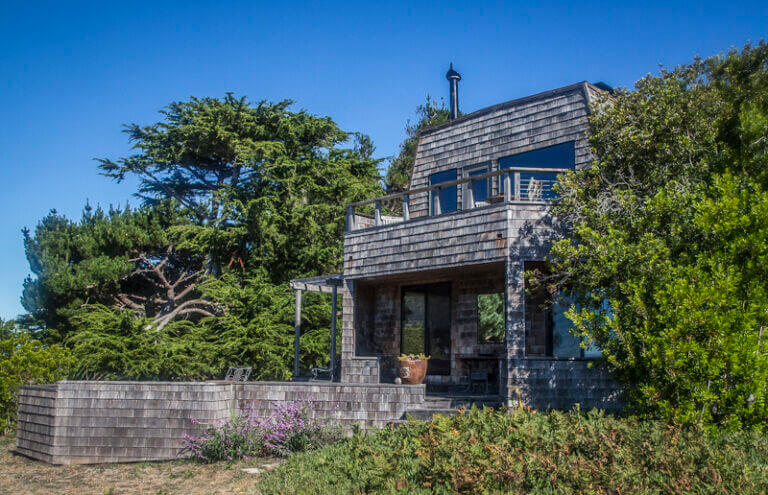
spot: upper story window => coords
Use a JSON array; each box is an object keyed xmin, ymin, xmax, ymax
[
  {"xmin": 499, "ymin": 141, "xmax": 575, "ymax": 201},
  {"xmin": 429, "ymin": 169, "xmax": 457, "ymax": 215},
  {"xmin": 465, "ymin": 165, "xmax": 489, "ymax": 208}
]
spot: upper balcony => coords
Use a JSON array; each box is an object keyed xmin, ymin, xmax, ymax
[{"xmin": 343, "ymin": 167, "xmax": 568, "ymax": 279}]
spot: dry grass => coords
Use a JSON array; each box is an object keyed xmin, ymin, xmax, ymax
[{"xmin": 0, "ymin": 434, "xmax": 275, "ymax": 495}]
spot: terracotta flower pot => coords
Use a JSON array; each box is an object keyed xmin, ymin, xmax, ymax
[{"xmin": 396, "ymin": 359, "xmax": 428, "ymax": 385}]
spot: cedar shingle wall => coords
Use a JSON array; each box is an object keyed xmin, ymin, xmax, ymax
[
  {"xmin": 344, "ymin": 204, "xmax": 508, "ymax": 279},
  {"xmin": 15, "ymin": 385, "xmax": 58, "ymax": 464},
  {"xmin": 507, "ymin": 359, "xmax": 622, "ymax": 410},
  {"xmin": 15, "ymin": 381, "xmax": 425, "ymax": 465}
]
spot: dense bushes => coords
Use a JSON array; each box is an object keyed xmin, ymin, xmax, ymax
[
  {"xmin": 549, "ymin": 42, "xmax": 768, "ymax": 428},
  {"xmin": 65, "ymin": 275, "xmax": 336, "ymax": 381},
  {"xmin": 258, "ymin": 407, "xmax": 768, "ymax": 494},
  {"xmin": 0, "ymin": 321, "xmax": 72, "ymax": 434}
]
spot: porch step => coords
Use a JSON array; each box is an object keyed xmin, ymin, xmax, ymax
[
  {"xmin": 403, "ymin": 394, "xmax": 503, "ymax": 421},
  {"xmin": 404, "ymin": 408, "xmax": 460, "ymax": 421},
  {"xmin": 424, "ymin": 394, "xmax": 503, "ymax": 409}
]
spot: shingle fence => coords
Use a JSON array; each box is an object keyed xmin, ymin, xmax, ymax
[{"xmin": 15, "ymin": 380, "xmax": 425, "ymax": 465}]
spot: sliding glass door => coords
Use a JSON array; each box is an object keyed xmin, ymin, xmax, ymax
[{"xmin": 401, "ymin": 283, "xmax": 451, "ymax": 375}]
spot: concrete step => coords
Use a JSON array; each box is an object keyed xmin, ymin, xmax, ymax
[
  {"xmin": 404, "ymin": 408, "xmax": 460, "ymax": 421},
  {"xmin": 404, "ymin": 395, "xmax": 504, "ymax": 421},
  {"xmin": 424, "ymin": 395, "xmax": 503, "ymax": 409}
]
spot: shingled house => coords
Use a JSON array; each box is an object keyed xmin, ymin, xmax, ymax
[
  {"xmin": 293, "ymin": 67, "xmax": 620, "ymax": 410},
  {"xmin": 16, "ymin": 68, "xmax": 623, "ymax": 465}
]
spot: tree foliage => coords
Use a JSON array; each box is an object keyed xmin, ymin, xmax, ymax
[
  {"xmin": 21, "ymin": 202, "xmax": 200, "ymax": 339},
  {"xmin": 549, "ymin": 41, "xmax": 768, "ymax": 428},
  {"xmin": 21, "ymin": 94, "xmax": 382, "ymax": 380},
  {"xmin": 98, "ymin": 94, "xmax": 383, "ymax": 278},
  {"xmin": 66, "ymin": 276, "xmax": 333, "ymax": 381}
]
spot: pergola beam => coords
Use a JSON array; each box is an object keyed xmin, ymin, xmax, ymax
[
  {"xmin": 288, "ymin": 282, "xmax": 336, "ymax": 294},
  {"xmin": 289, "ymin": 274, "xmax": 343, "ymax": 380}
]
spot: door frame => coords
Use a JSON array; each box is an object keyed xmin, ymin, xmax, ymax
[{"xmin": 400, "ymin": 282, "xmax": 452, "ymax": 375}]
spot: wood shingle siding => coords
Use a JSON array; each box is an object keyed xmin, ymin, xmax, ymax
[{"xmin": 344, "ymin": 204, "xmax": 510, "ymax": 278}]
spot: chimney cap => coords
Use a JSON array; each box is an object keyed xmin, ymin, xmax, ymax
[{"xmin": 446, "ymin": 63, "xmax": 461, "ymax": 81}]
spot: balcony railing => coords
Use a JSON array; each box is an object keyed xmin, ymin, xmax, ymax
[{"xmin": 346, "ymin": 166, "xmax": 570, "ymax": 232}]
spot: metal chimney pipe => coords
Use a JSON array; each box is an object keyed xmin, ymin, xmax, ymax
[{"xmin": 446, "ymin": 63, "xmax": 461, "ymax": 120}]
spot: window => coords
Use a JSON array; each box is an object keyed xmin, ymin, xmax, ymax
[
  {"xmin": 552, "ymin": 295, "xmax": 604, "ymax": 358},
  {"xmin": 402, "ymin": 292, "xmax": 426, "ymax": 357},
  {"xmin": 429, "ymin": 169, "xmax": 457, "ymax": 215},
  {"xmin": 477, "ymin": 292, "xmax": 505, "ymax": 344},
  {"xmin": 524, "ymin": 261, "xmax": 604, "ymax": 359},
  {"xmin": 465, "ymin": 166, "xmax": 489, "ymax": 207},
  {"xmin": 499, "ymin": 141, "xmax": 575, "ymax": 200},
  {"xmin": 524, "ymin": 261, "xmax": 604, "ymax": 358},
  {"xmin": 552, "ymin": 297, "xmax": 582, "ymax": 358}
]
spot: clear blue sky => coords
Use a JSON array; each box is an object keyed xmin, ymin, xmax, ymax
[{"xmin": 0, "ymin": 1, "xmax": 765, "ymax": 319}]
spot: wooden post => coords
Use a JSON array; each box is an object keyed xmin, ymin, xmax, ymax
[
  {"xmin": 293, "ymin": 289, "xmax": 302, "ymax": 378},
  {"xmin": 374, "ymin": 201, "xmax": 382, "ymax": 226},
  {"xmin": 346, "ymin": 206, "xmax": 355, "ymax": 232},
  {"xmin": 433, "ymin": 187, "xmax": 442, "ymax": 215},
  {"xmin": 402, "ymin": 194, "xmax": 410, "ymax": 221},
  {"xmin": 466, "ymin": 180, "xmax": 475, "ymax": 209},
  {"xmin": 329, "ymin": 283, "xmax": 338, "ymax": 381},
  {"xmin": 503, "ymin": 172, "xmax": 512, "ymax": 202},
  {"xmin": 513, "ymin": 172, "xmax": 521, "ymax": 201}
]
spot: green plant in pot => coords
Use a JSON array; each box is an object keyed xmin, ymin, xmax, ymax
[{"xmin": 396, "ymin": 354, "xmax": 430, "ymax": 385}]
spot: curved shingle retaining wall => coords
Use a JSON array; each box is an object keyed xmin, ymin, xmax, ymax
[
  {"xmin": 15, "ymin": 380, "xmax": 425, "ymax": 465},
  {"xmin": 15, "ymin": 385, "xmax": 58, "ymax": 464}
]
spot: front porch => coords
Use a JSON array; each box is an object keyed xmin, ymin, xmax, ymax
[
  {"xmin": 289, "ymin": 253, "xmax": 621, "ymax": 409},
  {"xmin": 349, "ymin": 263, "xmax": 508, "ymax": 396},
  {"xmin": 336, "ymin": 260, "xmax": 621, "ymax": 410}
]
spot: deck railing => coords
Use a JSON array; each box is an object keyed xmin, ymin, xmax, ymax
[{"xmin": 345, "ymin": 166, "xmax": 570, "ymax": 232}]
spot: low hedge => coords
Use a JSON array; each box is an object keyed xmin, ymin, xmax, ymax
[{"xmin": 257, "ymin": 406, "xmax": 768, "ymax": 494}]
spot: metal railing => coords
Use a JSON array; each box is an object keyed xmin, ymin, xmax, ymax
[{"xmin": 345, "ymin": 166, "xmax": 570, "ymax": 232}]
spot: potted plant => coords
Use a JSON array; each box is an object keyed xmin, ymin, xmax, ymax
[{"xmin": 396, "ymin": 354, "xmax": 430, "ymax": 385}]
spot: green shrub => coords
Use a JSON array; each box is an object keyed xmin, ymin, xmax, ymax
[
  {"xmin": 257, "ymin": 407, "xmax": 768, "ymax": 494},
  {"xmin": 549, "ymin": 42, "xmax": 768, "ymax": 429},
  {"xmin": 0, "ymin": 321, "xmax": 72, "ymax": 434}
]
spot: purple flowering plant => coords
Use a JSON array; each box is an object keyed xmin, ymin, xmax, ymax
[{"xmin": 183, "ymin": 393, "xmax": 338, "ymax": 462}]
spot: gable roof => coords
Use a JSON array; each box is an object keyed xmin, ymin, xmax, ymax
[{"xmin": 421, "ymin": 81, "xmax": 605, "ymax": 137}]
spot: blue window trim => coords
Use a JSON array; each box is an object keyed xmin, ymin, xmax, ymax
[
  {"xmin": 429, "ymin": 169, "xmax": 458, "ymax": 215},
  {"xmin": 499, "ymin": 141, "xmax": 576, "ymax": 199},
  {"xmin": 499, "ymin": 141, "xmax": 576, "ymax": 170}
]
